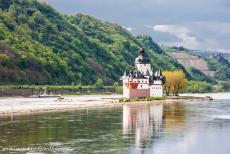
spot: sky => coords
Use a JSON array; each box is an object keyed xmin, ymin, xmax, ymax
[{"xmin": 45, "ymin": 0, "xmax": 230, "ymax": 52}]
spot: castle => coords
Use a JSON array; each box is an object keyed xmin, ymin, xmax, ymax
[{"xmin": 122, "ymin": 48, "xmax": 165, "ymax": 98}]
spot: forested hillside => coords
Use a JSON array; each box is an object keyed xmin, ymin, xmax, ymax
[
  {"xmin": 0, "ymin": 0, "xmax": 227, "ymax": 86},
  {"xmin": 0, "ymin": 0, "xmax": 189, "ymax": 85}
]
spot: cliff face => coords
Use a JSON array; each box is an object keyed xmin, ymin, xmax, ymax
[{"xmin": 168, "ymin": 52, "xmax": 215, "ymax": 76}]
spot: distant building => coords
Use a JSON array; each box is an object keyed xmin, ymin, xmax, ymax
[{"xmin": 121, "ymin": 48, "xmax": 165, "ymax": 98}]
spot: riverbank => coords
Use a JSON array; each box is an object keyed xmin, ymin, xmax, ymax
[
  {"xmin": 0, "ymin": 93, "xmax": 224, "ymax": 117},
  {"xmin": 0, "ymin": 85, "xmax": 122, "ymax": 97},
  {"xmin": 0, "ymin": 94, "xmax": 173, "ymax": 117}
]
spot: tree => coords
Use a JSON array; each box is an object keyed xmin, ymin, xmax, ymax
[
  {"xmin": 94, "ymin": 78, "xmax": 104, "ymax": 89},
  {"xmin": 163, "ymin": 71, "xmax": 188, "ymax": 96},
  {"xmin": 217, "ymin": 81, "xmax": 230, "ymax": 92},
  {"xmin": 113, "ymin": 82, "xmax": 122, "ymax": 93}
]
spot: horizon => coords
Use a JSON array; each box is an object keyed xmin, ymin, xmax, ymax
[{"xmin": 44, "ymin": 0, "xmax": 230, "ymax": 53}]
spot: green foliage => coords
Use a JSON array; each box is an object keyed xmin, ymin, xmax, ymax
[
  {"xmin": 207, "ymin": 58, "xmax": 230, "ymax": 81},
  {"xmin": 186, "ymin": 67, "xmax": 216, "ymax": 84},
  {"xmin": 0, "ymin": 84, "xmax": 117, "ymax": 94},
  {"xmin": 185, "ymin": 81, "xmax": 213, "ymax": 93},
  {"xmin": 113, "ymin": 82, "xmax": 122, "ymax": 94},
  {"xmin": 217, "ymin": 81, "xmax": 230, "ymax": 92},
  {"xmin": 0, "ymin": 0, "xmax": 223, "ymax": 86},
  {"xmin": 0, "ymin": 0, "xmax": 11, "ymax": 10},
  {"xmin": 119, "ymin": 97, "xmax": 164, "ymax": 102},
  {"xmin": 94, "ymin": 78, "xmax": 104, "ymax": 89}
]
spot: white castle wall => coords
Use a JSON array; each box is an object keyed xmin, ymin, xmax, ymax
[
  {"xmin": 137, "ymin": 79, "xmax": 149, "ymax": 89},
  {"xmin": 150, "ymin": 82, "xmax": 163, "ymax": 97},
  {"xmin": 123, "ymin": 78, "xmax": 130, "ymax": 98}
]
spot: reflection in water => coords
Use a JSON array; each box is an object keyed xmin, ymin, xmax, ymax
[
  {"xmin": 1, "ymin": 100, "xmax": 230, "ymax": 154},
  {"xmin": 163, "ymin": 103, "xmax": 186, "ymax": 131},
  {"xmin": 123, "ymin": 103, "xmax": 163, "ymax": 148},
  {"xmin": 123, "ymin": 102, "xmax": 187, "ymax": 151}
]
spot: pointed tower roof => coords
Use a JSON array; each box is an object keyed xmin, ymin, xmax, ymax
[
  {"xmin": 123, "ymin": 70, "xmax": 127, "ymax": 76},
  {"xmin": 158, "ymin": 69, "xmax": 163, "ymax": 76},
  {"xmin": 146, "ymin": 69, "xmax": 150, "ymax": 76},
  {"xmin": 135, "ymin": 48, "xmax": 150, "ymax": 64},
  {"xmin": 139, "ymin": 48, "xmax": 145, "ymax": 56}
]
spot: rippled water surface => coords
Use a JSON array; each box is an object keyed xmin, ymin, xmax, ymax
[{"xmin": 0, "ymin": 99, "xmax": 230, "ymax": 154}]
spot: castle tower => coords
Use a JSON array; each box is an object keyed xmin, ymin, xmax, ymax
[
  {"xmin": 122, "ymin": 48, "xmax": 164, "ymax": 98},
  {"xmin": 135, "ymin": 48, "xmax": 152, "ymax": 76}
]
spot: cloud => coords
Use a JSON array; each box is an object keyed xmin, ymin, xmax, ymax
[
  {"xmin": 153, "ymin": 25, "xmax": 199, "ymax": 49},
  {"xmin": 151, "ymin": 22, "xmax": 230, "ymax": 52},
  {"xmin": 45, "ymin": 0, "xmax": 230, "ymax": 52},
  {"xmin": 123, "ymin": 26, "xmax": 136, "ymax": 32}
]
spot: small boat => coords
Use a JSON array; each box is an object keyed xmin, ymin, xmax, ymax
[
  {"xmin": 31, "ymin": 90, "xmax": 61, "ymax": 98},
  {"xmin": 37, "ymin": 92, "xmax": 61, "ymax": 98}
]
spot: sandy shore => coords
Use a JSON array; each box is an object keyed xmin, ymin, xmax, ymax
[
  {"xmin": 0, "ymin": 93, "xmax": 229, "ymax": 117},
  {"xmin": 0, "ymin": 94, "xmax": 180, "ymax": 117},
  {"xmin": 0, "ymin": 94, "xmax": 120, "ymax": 117}
]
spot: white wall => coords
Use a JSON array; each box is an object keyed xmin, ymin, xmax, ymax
[
  {"xmin": 123, "ymin": 78, "xmax": 130, "ymax": 98},
  {"xmin": 153, "ymin": 80, "xmax": 162, "ymax": 85},
  {"xmin": 137, "ymin": 79, "xmax": 149, "ymax": 89},
  {"xmin": 150, "ymin": 85, "xmax": 163, "ymax": 97}
]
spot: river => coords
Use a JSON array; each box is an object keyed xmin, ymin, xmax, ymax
[{"xmin": 0, "ymin": 93, "xmax": 230, "ymax": 154}]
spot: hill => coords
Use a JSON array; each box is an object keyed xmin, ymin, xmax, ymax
[
  {"xmin": 0, "ymin": 0, "xmax": 190, "ymax": 85},
  {"xmin": 167, "ymin": 52, "xmax": 214, "ymax": 76},
  {"xmin": 192, "ymin": 50, "xmax": 230, "ymax": 61},
  {"xmin": 164, "ymin": 46, "xmax": 230, "ymax": 82}
]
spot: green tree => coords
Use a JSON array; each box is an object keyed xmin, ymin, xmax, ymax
[{"xmin": 94, "ymin": 79, "xmax": 104, "ymax": 89}]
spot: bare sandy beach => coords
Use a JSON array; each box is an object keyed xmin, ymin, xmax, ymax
[
  {"xmin": 0, "ymin": 94, "xmax": 176, "ymax": 117},
  {"xmin": 0, "ymin": 93, "xmax": 229, "ymax": 117},
  {"xmin": 0, "ymin": 94, "xmax": 123, "ymax": 117}
]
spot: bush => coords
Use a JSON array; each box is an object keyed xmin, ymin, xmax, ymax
[
  {"xmin": 94, "ymin": 79, "xmax": 104, "ymax": 89},
  {"xmin": 185, "ymin": 81, "xmax": 213, "ymax": 93},
  {"xmin": 217, "ymin": 81, "xmax": 230, "ymax": 92},
  {"xmin": 113, "ymin": 82, "xmax": 122, "ymax": 94}
]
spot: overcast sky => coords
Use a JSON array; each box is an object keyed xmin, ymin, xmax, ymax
[{"xmin": 45, "ymin": 0, "xmax": 230, "ymax": 52}]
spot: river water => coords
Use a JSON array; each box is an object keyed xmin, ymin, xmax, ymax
[{"xmin": 0, "ymin": 96, "xmax": 230, "ymax": 154}]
